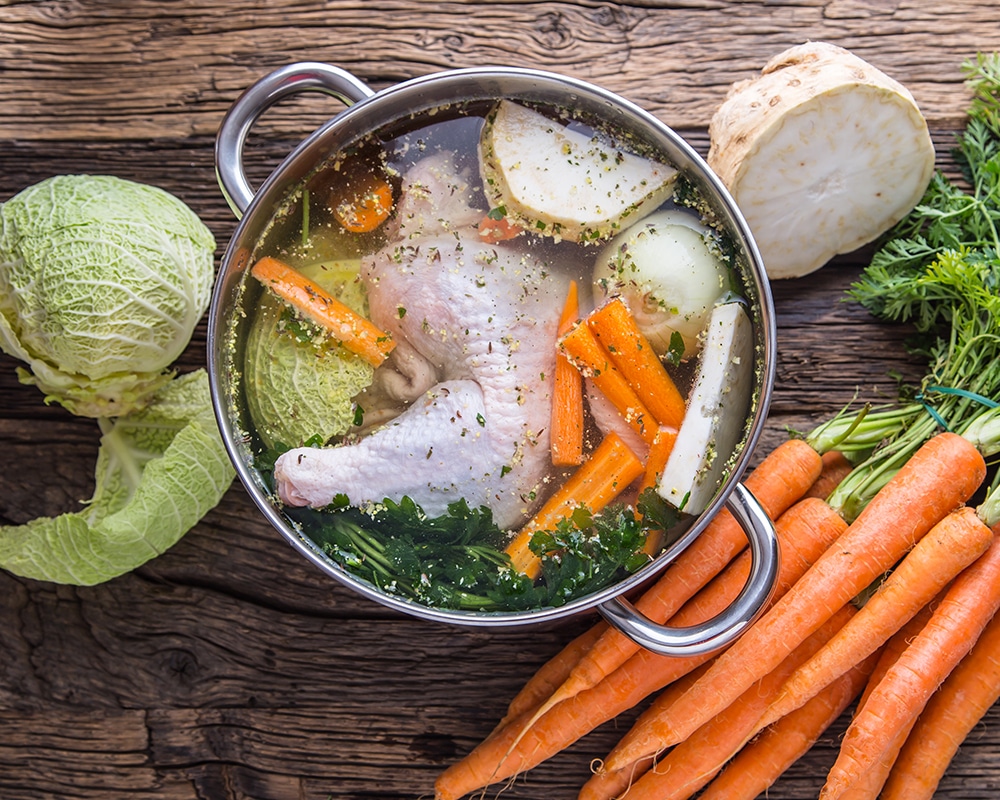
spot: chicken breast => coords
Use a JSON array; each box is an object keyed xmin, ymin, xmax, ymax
[{"xmin": 273, "ymin": 152, "xmax": 571, "ymax": 529}]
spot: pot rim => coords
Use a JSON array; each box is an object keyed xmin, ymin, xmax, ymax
[{"xmin": 208, "ymin": 63, "xmax": 777, "ymax": 631}]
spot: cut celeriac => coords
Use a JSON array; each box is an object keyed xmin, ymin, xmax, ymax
[
  {"xmin": 708, "ymin": 41, "xmax": 935, "ymax": 279},
  {"xmin": 479, "ymin": 100, "xmax": 677, "ymax": 243},
  {"xmin": 657, "ymin": 302, "xmax": 754, "ymax": 515}
]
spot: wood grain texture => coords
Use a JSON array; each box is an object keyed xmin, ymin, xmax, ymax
[{"xmin": 2, "ymin": 2, "xmax": 999, "ymax": 798}]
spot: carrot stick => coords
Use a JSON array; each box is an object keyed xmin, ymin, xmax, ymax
[
  {"xmin": 478, "ymin": 212, "xmax": 524, "ymax": 243},
  {"xmin": 250, "ymin": 256, "xmax": 395, "ymax": 367},
  {"xmin": 881, "ymin": 584, "xmax": 1000, "ymax": 800},
  {"xmin": 434, "ymin": 496, "xmax": 847, "ymax": 800},
  {"xmin": 587, "ymin": 297, "xmax": 686, "ymax": 429},
  {"xmin": 559, "ymin": 319, "xmax": 657, "ymax": 445},
  {"xmin": 820, "ymin": 530, "xmax": 1000, "ymax": 800},
  {"xmin": 523, "ymin": 438, "xmax": 823, "ymax": 721},
  {"xmin": 638, "ymin": 425, "xmax": 679, "ymax": 557},
  {"xmin": 504, "ymin": 431, "xmax": 644, "ymax": 579},
  {"xmin": 757, "ymin": 505, "xmax": 993, "ymax": 729},
  {"xmin": 697, "ymin": 653, "xmax": 876, "ymax": 800},
  {"xmin": 494, "ymin": 621, "xmax": 607, "ymax": 730},
  {"xmin": 640, "ymin": 431, "xmax": 986, "ymax": 752},
  {"xmin": 805, "ymin": 450, "xmax": 854, "ymax": 500},
  {"xmin": 601, "ymin": 606, "xmax": 859, "ymax": 800},
  {"xmin": 550, "ymin": 280, "xmax": 585, "ymax": 466}
]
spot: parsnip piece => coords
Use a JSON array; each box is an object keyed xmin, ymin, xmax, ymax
[
  {"xmin": 657, "ymin": 302, "xmax": 754, "ymax": 515},
  {"xmin": 708, "ymin": 41, "xmax": 935, "ymax": 279},
  {"xmin": 480, "ymin": 101, "xmax": 678, "ymax": 243}
]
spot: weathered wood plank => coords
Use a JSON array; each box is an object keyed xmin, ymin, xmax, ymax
[{"xmin": 1, "ymin": 0, "xmax": 997, "ymax": 141}]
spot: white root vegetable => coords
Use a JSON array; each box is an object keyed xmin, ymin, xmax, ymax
[
  {"xmin": 657, "ymin": 302, "xmax": 754, "ymax": 515},
  {"xmin": 479, "ymin": 100, "xmax": 678, "ymax": 243},
  {"xmin": 708, "ymin": 41, "xmax": 935, "ymax": 279},
  {"xmin": 592, "ymin": 210, "xmax": 729, "ymax": 360}
]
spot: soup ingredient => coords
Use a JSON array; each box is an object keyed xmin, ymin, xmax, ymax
[
  {"xmin": 642, "ymin": 432, "xmax": 986, "ymax": 752},
  {"xmin": 592, "ymin": 210, "xmax": 730, "ymax": 359},
  {"xmin": 550, "ymin": 280, "xmax": 585, "ymax": 466},
  {"xmin": 758, "ymin": 505, "xmax": 993, "ymax": 730},
  {"xmin": 880, "ymin": 603, "xmax": 1000, "ymax": 800},
  {"xmin": 250, "ymin": 255, "xmax": 395, "ymax": 368},
  {"xmin": 707, "ymin": 41, "xmax": 935, "ymax": 279},
  {"xmin": 479, "ymin": 100, "xmax": 677, "ymax": 243},
  {"xmin": 823, "ymin": 534, "xmax": 1000, "ymax": 799},
  {"xmin": 243, "ymin": 261, "xmax": 375, "ymax": 448},
  {"xmin": 273, "ymin": 152, "xmax": 567, "ymax": 529},
  {"xmin": 697, "ymin": 660, "xmax": 873, "ymax": 800},
  {"xmin": 504, "ymin": 431, "xmax": 645, "ymax": 579},
  {"xmin": 0, "ymin": 370, "xmax": 234, "ymax": 585},
  {"xmin": 0, "ymin": 174, "xmax": 216, "ymax": 417},
  {"xmin": 433, "ymin": 494, "xmax": 845, "ymax": 800},
  {"xmin": 559, "ymin": 317, "xmax": 657, "ymax": 446},
  {"xmin": 657, "ymin": 301, "xmax": 754, "ymax": 515},
  {"xmin": 638, "ymin": 426, "xmax": 680, "ymax": 556},
  {"xmin": 329, "ymin": 171, "xmax": 394, "ymax": 233},
  {"xmin": 587, "ymin": 297, "xmax": 687, "ymax": 429}
]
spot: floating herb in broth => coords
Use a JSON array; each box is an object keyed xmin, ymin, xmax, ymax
[{"xmin": 240, "ymin": 98, "xmax": 755, "ymax": 611}]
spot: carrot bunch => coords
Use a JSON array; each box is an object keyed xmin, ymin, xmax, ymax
[{"xmin": 435, "ymin": 430, "xmax": 1000, "ymax": 800}]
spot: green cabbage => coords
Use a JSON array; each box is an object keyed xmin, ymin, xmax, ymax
[
  {"xmin": 244, "ymin": 260, "xmax": 375, "ymax": 448},
  {"xmin": 0, "ymin": 370, "xmax": 234, "ymax": 585},
  {"xmin": 0, "ymin": 175, "xmax": 216, "ymax": 417}
]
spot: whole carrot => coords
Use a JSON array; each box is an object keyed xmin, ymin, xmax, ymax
[
  {"xmin": 433, "ymin": 496, "xmax": 845, "ymax": 800},
  {"xmin": 758, "ymin": 505, "xmax": 993, "ymax": 729},
  {"xmin": 521, "ymin": 438, "xmax": 822, "ymax": 725},
  {"xmin": 881, "ymin": 587, "xmax": 1000, "ymax": 800},
  {"xmin": 820, "ymin": 531, "xmax": 1000, "ymax": 800},
  {"xmin": 805, "ymin": 450, "xmax": 853, "ymax": 500},
  {"xmin": 697, "ymin": 654, "xmax": 876, "ymax": 800},
  {"xmin": 598, "ymin": 605, "xmax": 859, "ymax": 800},
  {"xmin": 639, "ymin": 432, "xmax": 986, "ymax": 752}
]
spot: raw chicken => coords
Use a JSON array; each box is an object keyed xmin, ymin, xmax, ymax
[{"xmin": 273, "ymin": 152, "xmax": 571, "ymax": 529}]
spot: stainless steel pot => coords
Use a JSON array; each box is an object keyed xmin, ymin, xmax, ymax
[{"xmin": 209, "ymin": 62, "xmax": 779, "ymax": 656}]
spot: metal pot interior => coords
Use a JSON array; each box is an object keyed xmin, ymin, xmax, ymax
[{"xmin": 209, "ymin": 67, "xmax": 776, "ymax": 627}]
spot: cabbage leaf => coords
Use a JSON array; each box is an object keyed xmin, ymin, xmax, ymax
[{"xmin": 0, "ymin": 370, "xmax": 235, "ymax": 585}]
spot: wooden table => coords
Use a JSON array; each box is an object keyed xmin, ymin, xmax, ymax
[{"xmin": 3, "ymin": 2, "xmax": 1000, "ymax": 798}]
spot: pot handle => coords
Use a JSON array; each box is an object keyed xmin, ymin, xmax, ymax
[
  {"xmin": 598, "ymin": 481, "xmax": 780, "ymax": 657},
  {"xmin": 215, "ymin": 62, "xmax": 376, "ymax": 217}
]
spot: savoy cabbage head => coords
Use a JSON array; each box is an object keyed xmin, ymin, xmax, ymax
[{"xmin": 0, "ymin": 174, "xmax": 216, "ymax": 417}]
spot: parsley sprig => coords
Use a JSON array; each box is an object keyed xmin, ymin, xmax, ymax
[{"xmin": 806, "ymin": 53, "xmax": 1000, "ymax": 522}]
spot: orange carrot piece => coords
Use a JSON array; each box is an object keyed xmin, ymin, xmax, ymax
[
  {"xmin": 433, "ymin": 496, "xmax": 846, "ymax": 800},
  {"xmin": 250, "ymin": 256, "xmax": 395, "ymax": 367},
  {"xmin": 330, "ymin": 172, "xmax": 394, "ymax": 233},
  {"xmin": 638, "ymin": 425, "xmax": 679, "ymax": 557},
  {"xmin": 603, "ymin": 606, "xmax": 859, "ymax": 800},
  {"xmin": 494, "ymin": 621, "xmax": 607, "ymax": 730},
  {"xmin": 758, "ymin": 505, "xmax": 993, "ymax": 729},
  {"xmin": 805, "ymin": 450, "xmax": 854, "ymax": 500},
  {"xmin": 527, "ymin": 438, "xmax": 823, "ymax": 719},
  {"xmin": 550, "ymin": 281, "xmax": 585, "ymax": 466},
  {"xmin": 587, "ymin": 296, "xmax": 686, "ymax": 429},
  {"xmin": 478, "ymin": 213, "xmax": 524, "ymax": 243},
  {"xmin": 504, "ymin": 431, "xmax": 644, "ymax": 579},
  {"xmin": 559, "ymin": 319, "xmax": 657, "ymax": 445},
  {"xmin": 820, "ymin": 531, "xmax": 1000, "ymax": 800},
  {"xmin": 881, "ymin": 587, "xmax": 1000, "ymax": 800},
  {"xmin": 698, "ymin": 654, "xmax": 876, "ymax": 800},
  {"xmin": 643, "ymin": 431, "xmax": 986, "ymax": 752}
]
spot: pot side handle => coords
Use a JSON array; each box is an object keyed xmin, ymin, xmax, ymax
[
  {"xmin": 598, "ymin": 481, "xmax": 780, "ymax": 657},
  {"xmin": 215, "ymin": 62, "xmax": 376, "ymax": 217}
]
